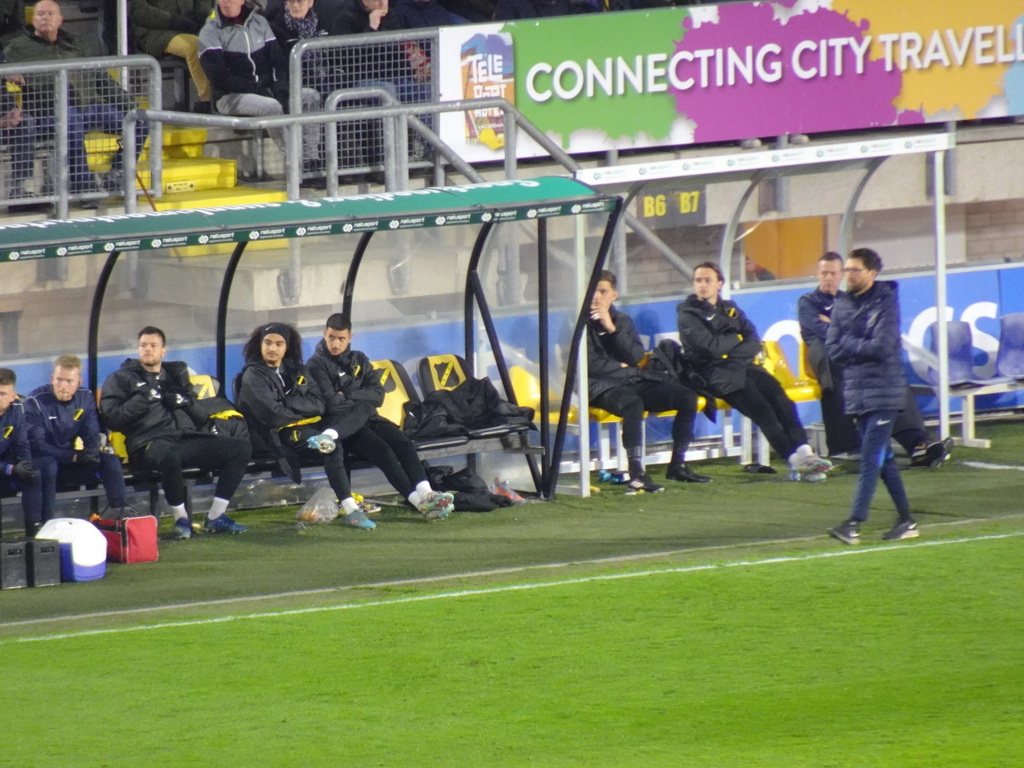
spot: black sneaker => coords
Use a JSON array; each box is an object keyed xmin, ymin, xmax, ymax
[
  {"xmin": 828, "ymin": 519, "xmax": 861, "ymax": 545},
  {"xmin": 882, "ymin": 518, "xmax": 919, "ymax": 541},
  {"xmin": 624, "ymin": 472, "xmax": 664, "ymax": 495},
  {"xmin": 910, "ymin": 437, "xmax": 953, "ymax": 468},
  {"xmin": 665, "ymin": 463, "xmax": 712, "ymax": 483}
]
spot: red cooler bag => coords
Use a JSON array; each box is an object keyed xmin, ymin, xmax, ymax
[{"xmin": 93, "ymin": 516, "xmax": 159, "ymax": 564}]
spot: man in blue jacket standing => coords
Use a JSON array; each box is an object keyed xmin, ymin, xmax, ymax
[
  {"xmin": 24, "ymin": 354, "xmax": 135, "ymax": 522},
  {"xmin": 799, "ymin": 251, "xmax": 952, "ymax": 467},
  {"xmin": 825, "ymin": 248, "xmax": 918, "ymax": 544}
]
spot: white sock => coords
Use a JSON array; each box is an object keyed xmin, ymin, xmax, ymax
[
  {"xmin": 207, "ymin": 497, "xmax": 229, "ymax": 520},
  {"xmin": 416, "ymin": 480, "xmax": 432, "ymax": 497},
  {"xmin": 796, "ymin": 444, "xmax": 813, "ymax": 460},
  {"xmin": 407, "ymin": 491, "xmax": 422, "ymax": 507},
  {"xmin": 340, "ymin": 497, "xmax": 359, "ymax": 514},
  {"xmin": 323, "ymin": 428, "xmax": 339, "ymax": 440},
  {"xmin": 171, "ymin": 504, "xmax": 187, "ymax": 521}
]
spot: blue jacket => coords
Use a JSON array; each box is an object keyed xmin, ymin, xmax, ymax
[
  {"xmin": 23, "ymin": 385, "xmax": 101, "ymax": 464},
  {"xmin": 825, "ymin": 280, "xmax": 907, "ymax": 415},
  {"xmin": 797, "ymin": 287, "xmax": 844, "ymax": 392},
  {"xmin": 0, "ymin": 399, "xmax": 32, "ymax": 472}
]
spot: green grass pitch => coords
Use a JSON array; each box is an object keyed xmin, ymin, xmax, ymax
[{"xmin": 2, "ymin": 420, "xmax": 1023, "ymax": 766}]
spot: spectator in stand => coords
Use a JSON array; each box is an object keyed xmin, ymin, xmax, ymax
[
  {"xmin": 24, "ymin": 355, "xmax": 136, "ymax": 522},
  {"xmin": 493, "ymin": 0, "xmax": 572, "ymax": 20},
  {"xmin": 265, "ymin": 0, "xmax": 345, "ymax": 128},
  {"xmin": 2, "ymin": 0, "xmax": 149, "ymax": 208},
  {"xmin": 586, "ymin": 270, "xmax": 709, "ymax": 494},
  {"xmin": 198, "ymin": 0, "xmax": 322, "ymax": 176},
  {"xmin": 100, "ymin": 326, "xmax": 252, "ymax": 540},
  {"xmin": 0, "ymin": 368, "xmax": 43, "ymax": 532},
  {"xmin": 328, "ymin": 0, "xmax": 395, "ymax": 33},
  {"xmin": 0, "ymin": 0, "xmax": 25, "ymax": 45},
  {"xmin": 326, "ymin": 0, "xmax": 435, "ymax": 166},
  {"xmin": 677, "ymin": 261, "xmax": 832, "ymax": 480},
  {"xmin": 0, "ymin": 52, "xmax": 37, "ymax": 211},
  {"xmin": 798, "ymin": 251, "xmax": 953, "ymax": 467},
  {"xmin": 387, "ymin": 0, "xmax": 461, "ymax": 27},
  {"xmin": 236, "ymin": 322, "xmax": 389, "ymax": 530},
  {"xmin": 129, "ymin": 0, "xmax": 214, "ymax": 113},
  {"xmin": 305, "ymin": 313, "xmax": 455, "ymax": 519}
]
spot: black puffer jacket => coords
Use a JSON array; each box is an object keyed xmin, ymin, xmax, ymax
[
  {"xmin": 100, "ymin": 360, "xmax": 205, "ymax": 455},
  {"xmin": 586, "ymin": 306, "xmax": 645, "ymax": 401},
  {"xmin": 825, "ymin": 280, "xmax": 907, "ymax": 415},
  {"xmin": 305, "ymin": 341, "xmax": 383, "ymax": 438},
  {"xmin": 676, "ymin": 294, "xmax": 762, "ymax": 396},
  {"xmin": 235, "ymin": 360, "xmax": 324, "ymax": 455}
]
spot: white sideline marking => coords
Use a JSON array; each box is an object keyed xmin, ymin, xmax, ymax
[
  {"xmin": 961, "ymin": 461, "xmax": 1024, "ymax": 472},
  {"xmin": 7, "ymin": 513, "xmax": 1022, "ymax": 630},
  {"xmin": 4, "ymin": 530, "xmax": 1022, "ymax": 646}
]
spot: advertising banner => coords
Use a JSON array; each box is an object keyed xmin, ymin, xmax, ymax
[{"xmin": 438, "ymin": 0, "xmax": 1024, "ymax": 161}]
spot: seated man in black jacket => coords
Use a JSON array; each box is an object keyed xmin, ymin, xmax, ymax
[
  {"xmin": 0, "ymin": 367, "xmax": 43, "ymax": 531},
  {"xmin": 235, "ymin": 322, "xmax": 377, "ymax": 529},
  {"xmin": 677, "ymin": 261, "xmax": 831, "ymax": 480},
  {"xmin": 305, "ymin": 313, "xmax": 454, "ymax": 519},
  {"xmin": 587, "ymin": 270, "xmax": 707, "ymax": 494},
  {"xmin": 100, "ymin": 327, "xmax": 252, "ymax": 539}
]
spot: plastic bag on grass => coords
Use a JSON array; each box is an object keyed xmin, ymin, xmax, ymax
[{"xmin": 296, "ymin": 486, "xmax": 339, "ymax": 524}]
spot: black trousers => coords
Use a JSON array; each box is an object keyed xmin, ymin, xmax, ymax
[
  {"xmin": 344, "ymin": 418, "xmax": 426, "ymax": 499},
  {"xmin": 591, "ymin": 378, "xmax": 699, "ymax": 452},
  {"xmin": 825, "ymin": 364, "xmax": 927, "ymax": 455},
  {"xmin": 135, "ymin": 434, "xmax": 252, "ymax": 508},
  {"xmin": 721, "ymin": 367, "xmax": 807, "ymax": 461}
]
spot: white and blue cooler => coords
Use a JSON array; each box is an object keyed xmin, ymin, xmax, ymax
[{"xmin": 36, "ymin": 518, "xmax": 107, "ymax": 582}]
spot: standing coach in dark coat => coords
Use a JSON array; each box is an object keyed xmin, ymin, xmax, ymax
[{"xmin": 825, "ymin": 248, "xmax": 918, "ymax": 545}]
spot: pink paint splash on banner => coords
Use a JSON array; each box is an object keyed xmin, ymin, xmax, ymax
[{"xmin": 671, "ymin": 3, "xmax": 922, "ymax": 142}]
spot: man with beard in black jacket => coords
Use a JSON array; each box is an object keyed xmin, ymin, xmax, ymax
[
  {"xmin": 799, "ymin": 250, "xmax": 952, "ymax": 467},
  {"xmin": 677, "ymin": 261, "xmax": 831, "ymax": 480},
  {"xmin": 100, "ymin": 327, "xmax": 252, "ymax": 539},
  {"xmin": 304, "ymin": 313, "xmax": 454, "ymax": 519},
  {"xmin": 825, "ymin": 248, "xmax": 919, "ymax": 544}
]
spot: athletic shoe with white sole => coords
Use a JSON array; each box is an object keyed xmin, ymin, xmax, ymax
[
  {"xmin": 205, "ymin": 514, "xmax": 247, "ymax": 534},
  {"xmin": 417, "ymin": 490, "xmax": 455, "ymax": 520},
  {"xmin": 882, "ymin": 518, "xmax": 919, "ymax": 541},
  {"xmin": 794, "ymin": 454, "xmax": 833, "ymax": 475},
  {"xmin": 342, "ymin": 509, "xmax": 377, "ymax": 530},
  {"xmin": 171, "ymin": 518, "xmax": 192, "ymax": 540},
  {"xmin": 910, "ymin": 438, "xmax": 954, "ymax": 469},
  {"xmin": 828, "ymin": 519, "xmax": 861, "ymax": 545},
  {"xmin": 624, "ymin": 472, "xmax": 665, "ymax": 495},
  {"xmin": 492, "ymin": 478, "xmax": 526, "ymax": 503},
  {"xmin": 306, "ymin": 433, "xmax": 337, "ymax": 454}
]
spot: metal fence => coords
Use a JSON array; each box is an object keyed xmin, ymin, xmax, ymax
[
  {"xmin": 0, "ymin": 55, "xmax": 160, "ymax": 218},
  {"xmin": 288, "ymin": 29, "xmax": 440, "ymax": 181}
]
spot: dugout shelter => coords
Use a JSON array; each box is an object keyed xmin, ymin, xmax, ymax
[{"xmin": 0, "ymin": 177, "xmax": 623, "ymax": 498}]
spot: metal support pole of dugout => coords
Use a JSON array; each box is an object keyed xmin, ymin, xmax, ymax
[
  {"xmin": 87, "ymin": 250, "xmax": 124, "ymax": 394},
  {"xmin": 464, "ymin": 220, "xmax": 544, "ymax": 495},
  {"xmin": 547, "ymin": 199, "xmax": 624, "ymax": 499},
  {"xmin": 216, "ymin": 241, "xmax": 251, "ymax": 390}
]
